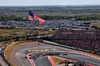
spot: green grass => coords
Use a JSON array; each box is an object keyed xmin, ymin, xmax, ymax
[
  {"xmin": 0, "ymin": 29, "xmax": 56, "ymax": 37},
  {"xmin": 0, "ymin": 28, "xmax": 56, "ymax": 48}
]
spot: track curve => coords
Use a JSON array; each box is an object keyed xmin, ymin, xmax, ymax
[{"xmin": 10, "ymin": 41, "xmax": 100, "ymax": 66}]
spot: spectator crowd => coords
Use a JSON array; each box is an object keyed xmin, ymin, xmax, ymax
[{"xmin": 51, "ymin": 30, "xmax": 100, "ymax": 53}]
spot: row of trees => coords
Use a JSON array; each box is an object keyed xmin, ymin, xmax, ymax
[
  {"xmin": 0, "ymin": 15, "xmax": 27, "ymax": 21},
  {"xmin": 0, "ymin": 35, "xmax": 23, "ymax": 41},
  {"xmin": 41, "ymin": 15, "xmax": 100, "ymax": 20},
  {"xmin": 0, "ymin": 15, "xmax": 100, "ymax": 21}
]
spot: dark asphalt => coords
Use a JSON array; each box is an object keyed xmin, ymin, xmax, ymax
[
  {"xmin": 59, "ymin": 53, "xmax": 100, "ymax": 66},
  {"xmin": 15, "ymin": 42, "xmax": 100, "ymax": 66},
  {"xmin": 29, "ymin": 52, "xmax": 100, "ymax": 66},
  {"xmin": 33, "ymin": 56, "xmax": 52, "ymax": 66}
]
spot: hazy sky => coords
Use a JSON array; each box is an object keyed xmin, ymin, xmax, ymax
[{"xmin": 0, "ymin": 0, "xmax": 100, "ymax": 6}]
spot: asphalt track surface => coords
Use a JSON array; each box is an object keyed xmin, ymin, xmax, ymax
[
  {"xmin": 33, "ymin": 56, "xmax": 52, "ymax": 66},
  {"xmin": 10, "ymin": 42, "xmax": 47, "ymax": 66},
  {"xmin": 10, "ymin": 41, "xmax": 100, "ymax": 66},
  {"xmin": 26, "ymin": 51, "xmax": 100, "ymax": 66}
]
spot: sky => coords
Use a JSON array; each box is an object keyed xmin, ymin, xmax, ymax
[{"xmin": 0, "ymin": 0, "xmax": 100, "ymax": 6}]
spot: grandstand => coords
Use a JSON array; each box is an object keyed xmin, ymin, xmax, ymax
[{"xmin": 50, "ymin": 30, "xmax": 100, "ymax": 54}]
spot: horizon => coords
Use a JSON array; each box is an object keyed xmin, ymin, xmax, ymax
[
  {"xmin": 0, "ymin": 5, "xmax": 100, "ymax": 7},
  {"xmin": 0, "ymin": 0, "xmax": 100, "ymax": 6}
]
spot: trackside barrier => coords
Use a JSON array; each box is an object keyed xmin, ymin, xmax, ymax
[
  {"xmin": 0, "ymin": 36, "xmax": 37, "ymax": 65},
  {"xmin": 1, "ymin": 40, "xmax": 14, "ymax": 54},
  {"xmin": 0, "ymin": 40, "xmax": 15, "ymax": 66},
  {"xmin": 43, "ymin": 40, "xmax": 81, "ymax": 50},
  {"xmin": 43, "ymin": 40, "xmax": 100, "ymax": 55},
  {"xmin": 0, "ymin": 53, "xmax": 11, "ymax": 66}
]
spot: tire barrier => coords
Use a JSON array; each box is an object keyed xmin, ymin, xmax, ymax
[
  {"xmin": 0, "ymin": 53, "xmax": 11, "ymax": 66},
  {"xmin": 0, "ymin": 40, "xmax": 15, "ymax": 66},
  {"xmin": 0, "ymin": 36, "xmax": 37, "ymax": 66}
]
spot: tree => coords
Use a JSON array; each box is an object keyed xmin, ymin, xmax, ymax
[{"xmin": 91, "ymin": 26, "xmax": 98, "ymax": 29}]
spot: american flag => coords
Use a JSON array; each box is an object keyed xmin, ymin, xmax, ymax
[{"xmin": 29, "ymin": 11, "xmax": 45, "ymax": 25}]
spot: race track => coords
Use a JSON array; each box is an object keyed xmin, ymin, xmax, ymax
[{"xmin": 10, "ymin": 41, "xmax": 100, "ymax": 66}]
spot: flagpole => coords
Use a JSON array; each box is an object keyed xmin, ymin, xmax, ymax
[
  {"xmin": 29, "ymin": 11, "xmax": 45, "ymax": 43},
  {"xmin": 28, "ymin": 21, "xmax": 29, "ymax": 36},
  {"xmin": 42, "ymin": 25, "xmax": 45, "ymax": 41},
  {"xmin": 38, "ymin": 23, "xmax": 44, "ymax": 44},
  {"xmin": 38, "ymin": 23, "xmax": 41, "ymax": 45},
  {"xmin": 40, "ymin": 27, "xmax": 41, "ymax": 38}
]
